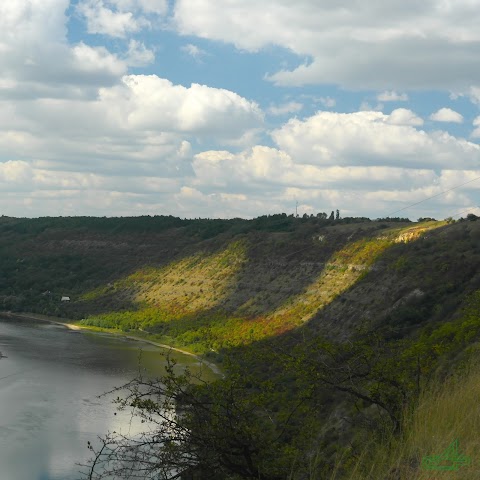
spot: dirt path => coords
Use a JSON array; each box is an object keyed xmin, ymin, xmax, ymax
[{"xmin": 1, "ymin": 311, "xmax": 222, "ymax": 376}]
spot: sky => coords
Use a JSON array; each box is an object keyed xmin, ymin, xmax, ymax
[{"xmin": 1, "ymin": 1, "xmax": 480, "ymax": 220}]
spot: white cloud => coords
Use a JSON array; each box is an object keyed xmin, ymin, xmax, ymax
[
  {"xmin": 173, "ymin": 0, "xmax": 480, "ymax": 91},
  {"xmin": 0, "ymin": 0, "xmax": 127, "ymax": 100},
  {"xmin": 181, "ymin": 44, "xmax": 207, "ymax": 60},
  {"xmin": 0, "ymin": 0, "xmax": 478, "ymax": 220},
  {"xmin": 387, "ymin": 108, "xmax": 424, "ymax": 126},
  {"xmin": 377, "ymin": 91, "xmax": 409, "ymax": 102},
  {"xmin": 124, "ymin": 40, "xmax": 155, "ymax": 66},
  {"xmin": 71, "ymin": 42, "xmax": 125, "ymax": 79},
  {"xmin": 271, "ymin": 110, "xmax": 476, "ymax": 170},
  {"xmin": 268, "ymin": 101, "xmax": 303, "ymax": 116},
  {"xmin": 0, "ymin": 75, "xmax": 263, "ymax": 177},
  {"xmin": 430, "ymin": 107, "xmax": 464, "ymax": 123},
  {"xmin": 192, "ymin": 147, "xmax": 439, "ymax": 191},
  {"xmin": 0, "ymin": 0, "xmax": 267, "ymax": 217},
  {"xmin": 115, "ymin": 75, "xmax": 264, "ymax": 135},
  {"xmin": 77, "ymin": 0, "xmax": 167, "ymax": 38},
  {"xmin": 189, "ymin": 136, "xmax": 480, "ymax": 219},
  {"xmin": 2, "ymin": 106, "xmax": 480, "ymax": 217},
  {"xmin": 0, "ymin": 160, "xmax": 32, "ymax": 184},
  {"xmin": 471, "ymin": 116, "xmax": 480, "ymax": 137},
  {"xmin": 77, "ymin": 1, "xmax": 141, "ymax": 38},
  {"xmin": 0, "ymin": 71, "xmax": 265, "ymax": 217}
]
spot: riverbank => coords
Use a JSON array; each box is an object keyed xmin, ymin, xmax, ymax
[{"xmin": 1, "ymin": 311, "xmax": 222, "ymax": 376}]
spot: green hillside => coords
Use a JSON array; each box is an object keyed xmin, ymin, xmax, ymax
[{"xmin": 2, "ymin": 213, "xmax": 480, "ymax": 479}]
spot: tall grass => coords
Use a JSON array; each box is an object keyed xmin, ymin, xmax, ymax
[{"xmin": 339, "ymin": 356, "xmax": 480, "ymax": 480}]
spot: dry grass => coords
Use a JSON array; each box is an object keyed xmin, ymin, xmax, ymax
[
  {"xmin": 340, "ymin": 356, "xmax": 480, "ymax": 480},
  {"xmin": 83, "ymin": 240, "xmax": 247, "ymax": 314}
]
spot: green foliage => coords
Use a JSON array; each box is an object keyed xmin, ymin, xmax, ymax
[
  {"xmin": 84, "ymin": 290, "xmax": 480, "ymax": 480},
  {"xmin": 84, "ymin": 353, "xmax": 315, "ymax": 480}
]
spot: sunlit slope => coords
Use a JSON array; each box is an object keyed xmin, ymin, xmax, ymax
[
  {"xmin": 80, "ymin": 222, "xmax": 446, "ymax": 352},
  {"xmin": 82, "ymin": 240, "xmax": 248, "ymax": 314}
]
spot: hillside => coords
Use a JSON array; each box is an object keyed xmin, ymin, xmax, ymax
[
  {"xmin": 1, "ymin": 215, "xmax": 479, "ymax": 352},
  {"xmin": 3, "ymin": 214, "xmax": 480, "ymax": 478}
]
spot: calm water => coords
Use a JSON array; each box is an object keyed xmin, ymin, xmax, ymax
[{"xmin": 0, "ymin": 316, "xmax": 207, "ymax": 480}]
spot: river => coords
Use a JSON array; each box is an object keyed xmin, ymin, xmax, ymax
[{"xmin": 0, "ymin": 316, "xmax": 209, "ymax": 480}]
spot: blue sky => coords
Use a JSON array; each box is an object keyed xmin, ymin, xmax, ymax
[{"xmin": 1, "ymin": 0, "xmax": 480, "ymax": 220}]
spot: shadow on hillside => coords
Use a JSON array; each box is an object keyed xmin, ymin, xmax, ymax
[
  {"xmin": 69, "ymin": 222, "xmax": 388, "ymax": 321},
  {"xmin": 273, "ymin": 220, "xmax": 480, "ymax": 347},
  {"xmin": 110, "ymin": 219, "xmax": 480, "ymax": 354}
]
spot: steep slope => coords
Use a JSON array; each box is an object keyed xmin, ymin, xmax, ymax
[{"xmin": 4, "ymin": 215, "xmax": 478, "ymax": 354}]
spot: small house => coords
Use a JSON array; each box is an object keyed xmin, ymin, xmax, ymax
[{"xmin": 61, "ymin": 296, "xmax": 70, "ymax": 302}]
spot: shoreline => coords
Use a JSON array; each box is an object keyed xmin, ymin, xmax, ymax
[{"xmin": 1, "ymin": 311, "xmax": 222, "ymax": 376}]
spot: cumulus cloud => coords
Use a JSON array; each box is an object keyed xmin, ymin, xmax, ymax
[
  {"xmin": 377, "ymin": 91, "xmax": 409, "ymax": 102},
  {"xmin": 387, "ymin": 108, "xmax": 424, "ymax": 126},
  {"xmin": 0, "ymin": 69, "xmax": 266, "ymax": 216},
  {"xmin": 189, "ymin": 139, "xmax": 480, "ymax": 219},
  {"xmin": 269, "ymin": 110, "xmax": 475, "ymax": 170},
  {"xmin": 0, "ymin": 74, "xmax": 264, "ymax": 171},
  {"xmin": 0, "ymin": 0, "xmax": 269, "ymax": 217},
  {"xmin": 114, "ymin": 75, "xmax": 263, "ymax": 135},
  {"xmin": 0, "ymin": 0, "xmax": 478, "ymax": 220},
  {"xmin": 77, "ymin": 0, "xmax": 167, "ymax": 38},
  {"xmin": 0, "ymin": 0, "xmax": 127, "ymax": 100},
  {"xmin": 359, "ymin": 101, "xmax": 383, "ymax": 112},
  {"xmin": 124, "ymin": 40, "xmax": 155, "ymax": 66},
  {"xmin": 71, "ymin": 42, "xmax": 126, "ymax": 81},
  {"xmin": 173, "ymin": 0, "xmax": 480, "ymax": 91},
  {"xmin": 2, "ymin": 101, "xmax": 479, "ymax": 218},
  {"xmin": 77, "ymin": 1, "xmax": 141, "ymax": 37},
  {"xmin": 430, "ymin": 107, "xmax": 464, "ymax": 123},
  {"xmin": 192, "ymin": 147, "xmax": 438, "ymax": 192}
]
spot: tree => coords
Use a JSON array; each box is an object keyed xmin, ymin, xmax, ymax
[
  {"xmin": 83, "ymin": 316, "xmax": 463, "ymax": 480},
  {"xmin": 328, "ymin": 211, "xmax": 335, "ymax": 221},
  {"xmin": 82, "ymin": 356, "xmax": 311, "ymax": 480},
  {"xmin": 287, "ymin": 334, "xmax": 424, "ymax": 434},
  {"xmin": 335, "ymin": 209, "xmax": 340, "ymax": 221}
]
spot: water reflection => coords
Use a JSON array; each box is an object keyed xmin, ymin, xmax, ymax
[{"xmin": 0, "ymin": 317, "xmax": 206, "ymax": 480}]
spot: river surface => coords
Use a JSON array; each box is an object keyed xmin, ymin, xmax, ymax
[{"xmin": 0, "ymin": 316, "xmax": 209, "ymax": 480}]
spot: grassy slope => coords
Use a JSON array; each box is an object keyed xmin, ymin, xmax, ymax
[
  {"xmin": 345, "ymin": 355, "xmax": 480, "ymax": 480},
  {"xmin": 74, "ymin": 221, "xmax": 448, "ymax": 352},
  {"xmin": 4, "ymin": 216, "xmax": 480, "ymax": 354}
]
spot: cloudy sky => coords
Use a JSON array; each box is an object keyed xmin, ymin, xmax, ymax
[{"xmin": 1, "ymin": 0, "xmax": 480, "ymax": 220}]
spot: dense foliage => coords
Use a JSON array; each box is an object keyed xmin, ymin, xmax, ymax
[{"xmin": 83, "ymin": 290, "xmax": 480, "ymax": 479}]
